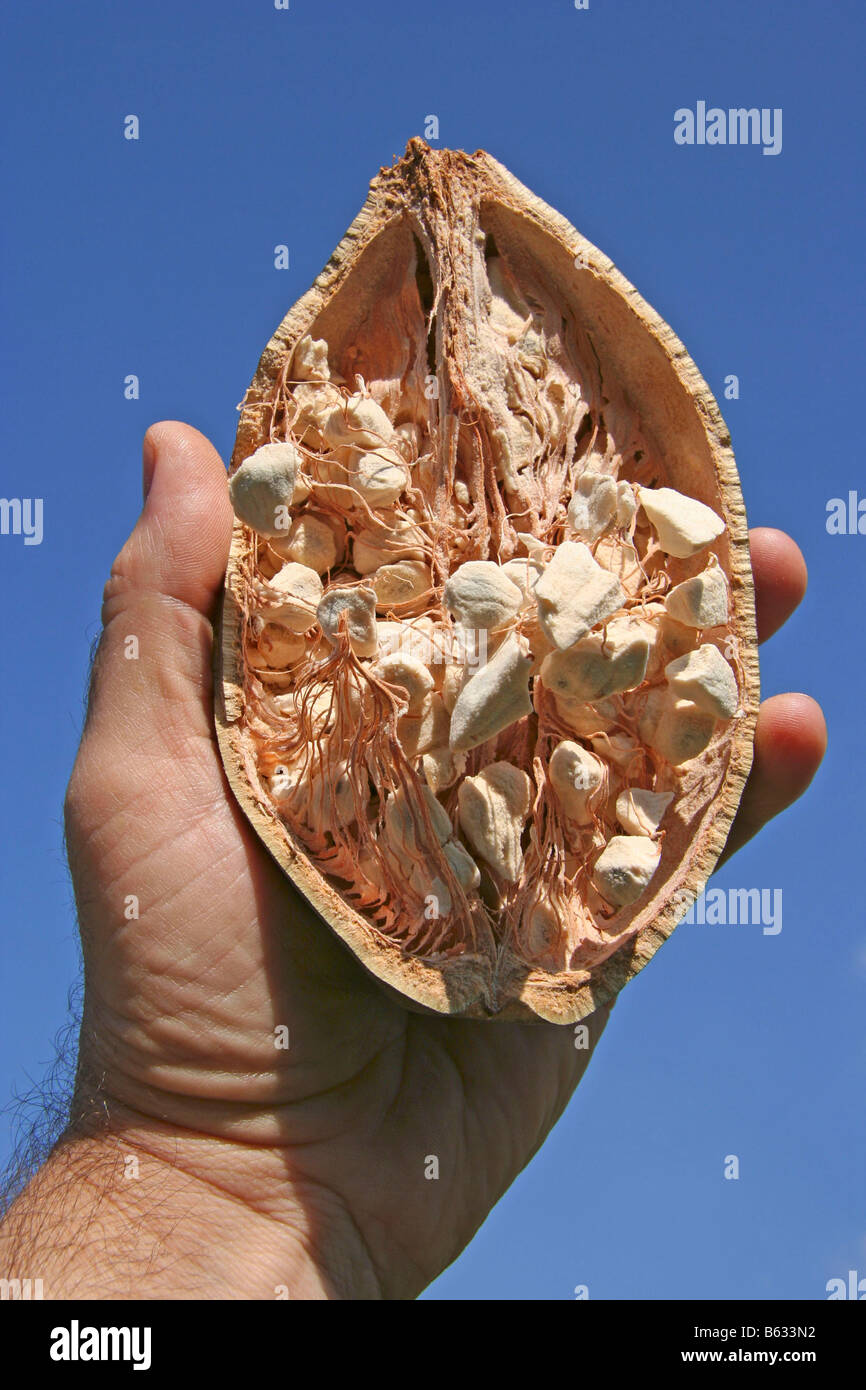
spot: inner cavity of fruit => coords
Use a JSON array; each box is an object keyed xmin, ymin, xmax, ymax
[{"xmin": 228, "ymin": 227, "xmax": 743, "ymax": 975}]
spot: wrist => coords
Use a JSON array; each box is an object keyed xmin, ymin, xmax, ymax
[{"xmin": 1, "ymin": 1120, "xmax": 382, "ymax": 1300}]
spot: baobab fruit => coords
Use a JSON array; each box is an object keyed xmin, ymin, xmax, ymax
[{"xmin": 215, "ymin": 140, "xmax": 759, "ymax": 1023}]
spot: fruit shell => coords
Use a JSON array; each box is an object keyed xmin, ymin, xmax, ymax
[{"xmin": 215, "ymin": 139, "xmax": 759, "ymax": 1024}]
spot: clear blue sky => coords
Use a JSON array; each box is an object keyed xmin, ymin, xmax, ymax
[{"xmin": 1, "ymin": 0, "xmax": 863, "ymax": 1299}]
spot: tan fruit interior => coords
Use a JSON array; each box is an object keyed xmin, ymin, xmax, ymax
[{"xmin": 216, "ymin": 142, "xmax": 759, "ymax": 1021}]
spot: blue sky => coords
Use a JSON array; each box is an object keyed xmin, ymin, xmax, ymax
[{"xmin": 1, "ymin": 0, "xmax": 863, "ymax": 1299}]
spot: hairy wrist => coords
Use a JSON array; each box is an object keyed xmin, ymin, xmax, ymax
[{"xmin": 0, "ymin": 1121, "xmax": 382, "ymax": 1300}]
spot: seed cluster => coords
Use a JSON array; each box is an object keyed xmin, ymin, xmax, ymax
[{"xmin": 229, "ymin": 316, "xmax": 740, "ymax": 973}]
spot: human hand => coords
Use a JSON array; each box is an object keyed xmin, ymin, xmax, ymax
[{"xmin": 0, "ymin": 422, "xmax": 826, "ymax": 1300}]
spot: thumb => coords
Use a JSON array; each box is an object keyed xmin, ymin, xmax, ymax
[
  {"xmin": 81, "ymin": 421, "xmax": 233, "ymax": 753},
  {"xmin": 122, "ymin": 420, "xmax": 232, "ymax": 614}
]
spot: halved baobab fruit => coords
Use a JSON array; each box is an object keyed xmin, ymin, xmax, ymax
[{"xmin": 215, "ymin": 138, "xmax": 759, "ymax": 1024}]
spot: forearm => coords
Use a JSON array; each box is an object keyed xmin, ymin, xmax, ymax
[{"xmin": 0, "ymin": 1124, "xmax": 380, "ymax": 1300}]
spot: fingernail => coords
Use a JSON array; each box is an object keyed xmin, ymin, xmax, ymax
[{"xmin": 142, "ymin": 431, "xmax": 157, "ymax": 503}]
